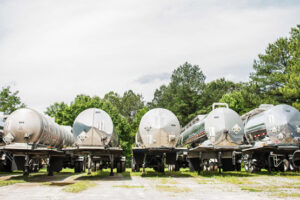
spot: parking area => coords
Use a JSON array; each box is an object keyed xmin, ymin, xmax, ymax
[{"xmin": 0, "ymin": 169, "xmax": 299, "ymax": 200}]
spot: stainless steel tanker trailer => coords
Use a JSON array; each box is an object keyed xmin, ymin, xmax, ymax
[
  {"xmin": 132, "ymin": 108, "xmax": 185, "ymax": 173},
  {"xmin": 177, "ymin": 103, "xmax": 250, "ymax": 173},
  {"xmin": 0, "ymin": 108, "xmax": 75, "ymax": 175},
  {"xmin": 64, "ymin": 108, "xmax": 125, "ymax": 175},
  {"xmin": 242, "ymin": 104, "xmax": 300, "ymax": 172},
  {"xmin": 0, "ymin": 112, "xmax": 5, "ymax": 143},
  {"xmin": 0, "ymin": 112, "xmax": 11, "ymax": 171}
]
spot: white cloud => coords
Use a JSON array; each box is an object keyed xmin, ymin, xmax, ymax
[{"xmin": 0, "ymin": 0, "xmax": 299, "ymax": 112}]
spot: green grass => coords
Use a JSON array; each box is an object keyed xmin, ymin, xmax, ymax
[
  {"xmin": 75, "ymin": 169, "xmax": 121, "ymax": 181},
  {"xmin": 0, "ymin": 171, "xmax": 23, "ymax": 176},
  {"xmin": 128, "ymin": 168, "xmax": 196, "ymax": 178},
  {"xmin": 241, "ymin": 187, "xmax": 264, "ymax": 192},
  {"xmin": 160, "ymin": 178, "xmax": 178, "ymax": 184},
  {"xmin": 113, "ymin": 185, "xmax": 144, "ymax": 188},
  {"xmin": 62, "ymin": 181, "xmax": 96, "ymax": 193},
  {"xmin": 0, "ymin": 168, "xmax": 76, "ymax": 187},
  {"xmin": 156, "ymin": 185, "xmax": 191, "ymax": 193},
  {"xmin": 0, "ymin": 179, "xmax": 25, "ymax": 187},
  {"xmin": 273, "ymin": 192, "xmax": 300, "ymax": 198}
]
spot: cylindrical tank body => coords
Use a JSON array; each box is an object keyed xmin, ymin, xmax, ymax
[
  {"xmin": 177, "ymin": 104, "xmax": 244, "ymax": 147},
  {"xmin": 72, "ymin": 108, "xmax": 119, "ymax": 147},
  {"xmin": 136, "ymin": 108, "xmax": 181, "ymax": 148},
  {"xmin": 0, "ymin": 112, "xmax": 7, "ymax": 144},
  {"xmin": 3, "ymin": 108, "xmax": 74, "ymax": 148},
  {"xmin": 244, "ymin": 104, "xmax": 300, "ymax": 145}
]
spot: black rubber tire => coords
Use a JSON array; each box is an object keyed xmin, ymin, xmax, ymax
[
  {"xmin": 235, "ymin": 163, "xmax": 241, "ymax": 171},
  {"xmin": 117, "ymin": 162, "xmax": 121, "ymax": 173},
  {"xmin": 135, "ymin": 164, "xmax": 140, "ymax": 172},
  {"xmin": 188, "ymin": 158, "xmax": 200, "ymax": 172},
  {"xmin": 121, "ymin": 161, "xmax": 126, "ymax": 172},
  {"xmin": 222, "ymin": 159, "xmax": 235, "ymax": 171}
]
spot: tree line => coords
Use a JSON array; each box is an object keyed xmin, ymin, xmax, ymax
[{"xmin": 1, "ymin": 25, "xmax": 299, "ymax": 162}]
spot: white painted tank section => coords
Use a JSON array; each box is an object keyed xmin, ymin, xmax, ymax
[
  {"xmin": 136, "ymin": 108, "xmax": 181, "ymax": 148},
  {"xmin": 3, "ymin": 108, "xmax": 74, "ymax": 148}
]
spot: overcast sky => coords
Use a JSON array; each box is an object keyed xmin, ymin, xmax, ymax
[{"xmin": 0, "ymin": 0, "xmax": 299, "ymax": 113}]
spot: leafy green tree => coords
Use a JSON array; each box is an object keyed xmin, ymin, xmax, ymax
[
  {"xmin": 121, "ymin": 90, "xmax": 144, "ymax": 122},
  {"xmin": 280, "ymin": 25, "xmax": 300, "ymax": 110},
  {"xmin": 198, "ymin": 78, "xmax": 240, "ymax": 114},
  {"xmin": 280, "ymin": 62, "xmax": 300, "ymax": 110},
  {"xmin": 250, "ymin": 25, "xmax": 300, "ymax": 108},
  {"xmin": 45, "ymin": 102, "xmax": 69, "ymax": 124},
  {"xmin": 220, "ymin": 91, "xmax": 245, "ymax": 114},
  {"xmin": 220, "ymin": 82, "xmax": 278, "ymax": 115},
  {"xmin": 150, "ymin": 62, "xmax": 206, "ymax": 125},
  {"xmin": 250, "ymin": 37, "xmax": 290, "ymax": 103},
  {"xmin": 0, "ymin": 86, "xmax": 25, "ymax": 114},
  {"xmin": 104, "ymin": 90, "xmax": 144, "ymax": 122},
  {"xmin": 103, "ymin": 92, "xmax": 122, "ymax": 112}
]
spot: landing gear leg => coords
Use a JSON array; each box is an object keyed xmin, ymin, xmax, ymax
[
  {"xmin": 218, "ymin": 152, "xmax": 222, "ymax": 174},
  {"xmin": 87, "ymin": 154, "xmax": 92, "ymax": 175},
  {"xmin": 110, "ymin": 155, "xmax": 114, "ymax": 176},
  {"xmin": 24, "ymin": 154, "xmax": 30, "ymax": 176},
  {"xmin": 268, "ymin": 155, "xmax": 272, "ymax": 173},
  {"xmin": 47, "ymin": 157, "xmax": 54, "ymax": 176},
  {"xmin": 142, "ymin": 153, "xmax": 147, "ymax": 174}
]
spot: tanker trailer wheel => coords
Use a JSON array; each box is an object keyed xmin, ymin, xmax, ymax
[
  {"xmin": 121, "ymin": 160, "xmax": 126, "ymax": 172},
  {"xmin": 221, "ymin": 159, "xmax": 235, "ymax": 171},
  {"xmin": 74, "ymin": 161, "xmax": 79, "ymax": 173},
  {"xmin": 1, "ymin": 158, "xmax": 12, "ymax": 172},
  {"xmin": 74, "ymin": 161, "xmax": 83, "ymax": 173},
  {"xmin": 188, "ymin": 158, "xmax": 200, "ymax": 172},
  {"xmin": 203, "ymin": 160, "xmax": 209, "ymax": 171},
  {"xmin": 158, "ymin": 164, "xmax": 165, "ymax": 173},
  {"xmin": 117, "ymin": 161, "xmax": 121, "ymax": 173},
  {"xmin": 235, "ymin": 163, "xmax": 241, "ymax": 171},
  {"xmin": 168, "ymin": 164, "xmax": 175, "ymax": 172},
  {"xmin": 135, "ymin": 164, "xmax": 140, "ymax": 172},
  {"xmin": 213, "ymin": 162, "xmax": 218, "ymax": 171},
  {"xmin": 209, "ymin": 162, "xmax": 215, "ymax": 171},
  {"xmin": 276, "ymin": 159, "xmax": 289, "ymax": 172},
  {"xmin": 244, "ymin": 161, "xmax": 249, "ymax": 172},
  {"xmin": 282, "ymin": 159, "xmax": 289, "ymax": 172},
  {"xmin": 47, "ymin": 165, "xmax": 53, "ymax": 176},
  {"xmin": 248, "ymin": 161, "xmax": 259, "ymax": 173},
  {"xmin": 175, "ymin": 162, "xmax": 180, "ymax": 172},
  {"xmin": 23, "ymin": 166, "xmax": 30, "ymax": 176}
]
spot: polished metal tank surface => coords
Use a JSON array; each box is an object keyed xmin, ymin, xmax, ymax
[
  {"xmin": 72, "ymin": 108, "xmax": 118, "ymax": 147},
  {"xmin": 136, "ymin": 108, "xmax": 181, "ymax": 148},
  {"xmin": 244, "ymin": 104, "xmax": 300, "ymax": 145},
  {"xmin": 3, "ymin": 108, "xmax": 74, "ymax": 148},
  {"xmin": 0, "ymin": 112, "xmax": 6, "ymax": 143},
  {"xmin": 178, "ymin": 103, "xmax": 244, "ymax": 147}
]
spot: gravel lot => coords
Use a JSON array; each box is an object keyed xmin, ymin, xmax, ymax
[{"xmin": 0, "ymin": 170, "xmax": 299, "ymax": 200}]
